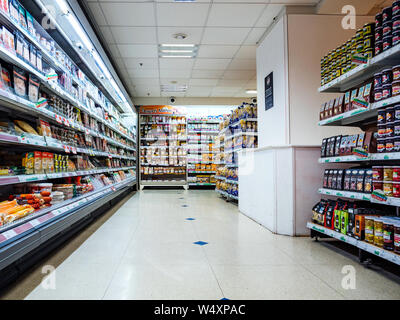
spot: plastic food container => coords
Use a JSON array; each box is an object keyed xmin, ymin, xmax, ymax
[
  {"xmin": 375, "ymin": 27, "xmax": 383, "ymax": 42},
  {"xmin": 378, "ymin": 124, "xmax": 386, "ymax": 137},
  {"xmin": 395, "ymin": 105, "xmax": 400, "ymax": 120},
  {"xmin": 383, "ymin": 35, "xmax": 393, "ymax": 51},
  {"xmin": 392, "ymin": 80, "xmax": 400, "ymax": 96},
  {"xmin": 394, "ymin": 137, "xmax": 400, "ymax": 152},
  {"xmin": 386, "ymin": 106, "xmax": 395, "ymax": 123},
  {"xmin": 382, "ymin": 69, "xmax": 393, "ymax": 85},
  {"xmin": 28, "ymin": 183, "xmax": 53, "ymax": 194},
  {"xmin": 393, "ymin": 14, "xmax": 400, "ymax": 30},
  {"xmin": 374, "ymin": 86, "xmax": 383, "ymax": 101},
  {"xmin": 395, "ymin": 121, "xmax": 400, "ymax": 136},
  {"xmin": 376, "ymin": 13, "xmax": 383, "ymax": 28},
  {"xmin": 394, "ymin": 1, "xmax": 400, "ymax": 16},
  {"xmin": 394, "ymin": 30, "xmax": 400, "ymax": 46},
  {"xmin": 383, "ymin": 6, "xmax": 392, "ymax": 23},
  {"xmin": 384, "ymin": 181, "xmax": 393, "ymax": 196},
  {"xmin": 386, "ymin": 138, "xmax": 394, "ymax": 152},
  {"xmin": 373, "ymin": 180, "xmax": 384, "ymax": 192},
  {"xmin": 373, "ymin": 166, "xmax": 384, "ymax": 180},
  {"xmin": 377, "ymin": 138, "xmax": 386, "ymax": 152},
  {"xmin": 374, "ymin": 72, "xmax": 383, "ymax": 87},
  {"xmin": 383, "ymin": 84, "xmax": 392, "ymax": 99},
  {"xmin": 383, "ymin": 21, "xmax": 393, "ymax": 37},
  {"xmin": 378, "ymin": 109, "xmax": 386, "ymax": 124},
  {"xmin": 386, "ymin": 123, "xmax": 394, "ymax": 137},
  {"xmin": 393, "ymin": 66, "xmax": 400, "ymax": 81},
  {"xmin": 375, "ymin": 41, "xmax": 383, "ymax": 55}
]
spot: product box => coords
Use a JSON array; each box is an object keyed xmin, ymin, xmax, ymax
[
  {"xmin": 34, "ymin": 151, "xmax": 42, "ymax": 174},
  {"xmin": 340, "ymin": 209, "xmax": 349, "ymax": 235},
  {"xmin": 321, "ymin": 138, "xmax": 327, "ymax": 158},
  {"xmin": 324, "ymin": 201, "xmax": 335, "ymax": 229},
  {"xmin": 344, "ymin": 91, "xmax": 351, "ymax": 112},
  {"xmin": 320, "ymin": 103, "xmax": 326, "ymax": 121},
  {"xmin": 334, "ymin": 206, "xmax": 342, "ymax": 232},
  {"xmin": 334, "ymin": 135, "xmax": 342, "ymax": 156},
  {"xmin": 350, "ymin": 88, "xmax": 359, "ymax": 110}
]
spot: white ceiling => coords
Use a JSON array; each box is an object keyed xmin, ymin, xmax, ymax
[{"xmin": 83, "ymin": 0, "xmax": 320, "ymax": 98}]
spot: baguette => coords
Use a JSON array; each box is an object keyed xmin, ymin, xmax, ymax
[{"xmin": 13, "ymin": 120, "xmax": 39, "ymax": 135}]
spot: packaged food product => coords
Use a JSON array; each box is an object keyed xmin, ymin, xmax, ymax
[
  {"xmin": 13, "ymin": 66, "xmax": 27, "ymax": 97},
  {"xmin": 15, "ymin": 31, "xmax": 24, "ymax": 58},
  {"xmin": 383, "ymin": 84, "xmax": 392, "ymax": 99},
  {"xmin": 383, "ymin": 35, "xmax": 393, "ymax": 51},
  {"xmin": 28, "ymin": 74, "xmax": 39, "ymax": 102},
  {"xmin": 375, "ymin": 40, "xmax": 383, "ymax": 55},
  {"xmin": 376, "ymin": 12, "xmax": 383, "ymax": 28},
  {"xmin": 384, "ymin": 181, "xmax": 393, "ymax": 196},
  {"xmin": 374, "ymin": 218, "xmax": 384, "ymax": 247},
  {"xmin": 36, "ymin": 51, "xmax": 43, "ymax": 72},
  {"xmin": 394, "ymin": 1, "xmax": 400, "ymax": 17},
  {"xmin": 393, "ymin": 181, "xmax": 400, "ymax": 198},
  {"xmin": 26, "ymin": 12, "xmax": 35, "ymax": 35},
  {"xmin": 383, "ymin": 6, "xmax": 392, "ymax": 23},
  {"xmin": 373, "ymin": 166, "xmax": 384, "ymax": 180},
  {"xmin": 373, "ymin": 180, "xmax": 384, "ymax": 192},
  {"xmin": 1, "ymin": 67, "xmax": 11, "ymax": 90},
  {"xmin": 22, "ymin": 39, "xmax": 30, "ymax": 62},
  {"xmin": 18, "ymin": 3, "xmax": 27, "ymax": 29},
  {"xmin": 9, "ymin": 0, "xmax": 18, "ymax": 23},
  {"xmin": 29, "ymin": 44, "xmax": 36, "ymax": 68},
  {"xmin": 392, "ymin": 80, "xmax": 400, "ymax": 96},
  {"xmin": 364, "ymin": 169, "xmax": 373, "ymax": 193},
  {"xmin": 394, "ymin": 14, "xmax": 400, "ymax": 30},
  {"xmin": 14, "ymin": 120, "xmax": 38, "ymax": 135},
  {"xmin": 384, "ymin": 166, "xmax": 393, "ymax": 181}
]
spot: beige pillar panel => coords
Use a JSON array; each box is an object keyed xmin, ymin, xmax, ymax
[{"xmin": 317, "ymin": 0, "xmax": 378, "ymax": 15}]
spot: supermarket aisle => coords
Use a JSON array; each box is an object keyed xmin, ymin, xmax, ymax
[{"xmin": 18, "ymin": 190, "xmax": 400, "ymax": 300}]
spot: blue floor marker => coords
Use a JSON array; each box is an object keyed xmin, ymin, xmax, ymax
[
  {"xmin": 186, "ymin": 218, "xmax": 196, "ymax": 221},
  {"xmin": 220, "ymin": 298, "xmax": 230, "ymax": 300},
  {"xmin": 182, "ymin": 205, "xmax": 189, "ymax": 208},
  {"xmin": 193, "ymin": 241, "xmax": 208, "ymax": 246}
]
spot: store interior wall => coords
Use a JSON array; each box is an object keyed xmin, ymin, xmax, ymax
[
  {"xmin": 256, "ymin": 15, "xmax": 289, "ymax": 149},
  {"xmin": 287, "ymin": 14, "xmax": 373, "ymax": 146}
]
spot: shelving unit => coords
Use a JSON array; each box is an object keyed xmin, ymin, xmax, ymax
[
  {"xmin": 186, "ymin": 117, "xmax": 221, "ymax": 188},
  {"xmin": 139, "ymin": 108, "xmax": 188, "ymax": 189},
  {"xmin": 215, "ymin": 105, "xmax": 258, "ymax": 204},
  {"xmin": 0, "ymin": 2, "xmax": 137, "ymax": 274},
  {"xmin": 310, "ymin": 23, "xmax": 400, "ymax": 267}
]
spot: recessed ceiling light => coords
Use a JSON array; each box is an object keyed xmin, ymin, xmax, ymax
[
  {"xmin": 161, "ymin": 84, "xmax": 188, "ymax": 93},
  {"xmin": 159, "ymin": 44, "xmax": 198, "ymax": 58},
  {"xmin": 246, "ymin": 89, "xmax": 257, "ymax": 94}
]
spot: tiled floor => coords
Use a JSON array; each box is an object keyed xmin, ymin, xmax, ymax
[{"xmin": 15, "ymin": 190, "xmax": 400, "ymax": 299}]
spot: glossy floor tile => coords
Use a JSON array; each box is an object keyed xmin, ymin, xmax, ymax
[{"xmin": 24, "ymin": 190, "xmax": 400, "ymax": 300}]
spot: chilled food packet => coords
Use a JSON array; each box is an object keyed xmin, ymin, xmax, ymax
[
  {"xmin": 2, "ymin": 67, "xmax": 12, "ymax": 91},
  {"xmin": 9, "ymin": 0, "xmax": 18, "ymax": 23},
  {"xmin": 22, "ymin": 38, "xmax": 30, "ymax": 62},
  {"xmin": 29, "ymin": 44, "xmax": 36, "ymax": 67},
  {"xmin": 18, "ymin": 3, "xmax": 28, "ymax": 30},
  {"xmin": 15, "ymin": 31, "xmax": 24, "ymax": 58},
  {"xmin": 36, "ymin": 51, "xmax": 43, "ymax": 72},
  {"xmin": 28, "ymin": 74, "xmax": 40, "ymax": 102},
  {"xmin": 13, "ymin": 66, "xmax": 27, "ymax": 97},
  {"xmin": 2, "ymin": 27, "xmax": 15, "ymax": 53},
  {"xmin": 26, "ymin": 12, "xmax": 35, "ymax": 35}
]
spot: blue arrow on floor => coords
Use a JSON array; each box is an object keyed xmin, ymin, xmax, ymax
[
  {"xmin": 186, "ymin": 218, "xmax": 196, "ymax": 221},
  {"xmin": 193, "ymin": 241, "xmax": 208, "ymax": 246}
]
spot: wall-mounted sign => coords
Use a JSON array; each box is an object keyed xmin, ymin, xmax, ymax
[
  {"xmin": 264, "ymin": 72, "xmax": 274, "ymax": 111},
  {"xmin": 139, "ymin": 105, "xmax": 187, "ymax": 115}
]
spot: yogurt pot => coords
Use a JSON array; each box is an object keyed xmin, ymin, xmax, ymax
[
  {"xmin": 383, "ymin": 35, "xmax": 393, "ymax": 51},
  {"xmin": 392, "ymin": 80, "xmax": 400, "ymax": 96},
  {"xmin": 392, "ymin": 65, "xmax": 400, "ymax": 81}
]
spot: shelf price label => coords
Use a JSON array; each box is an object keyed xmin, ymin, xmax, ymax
[
  {"xmin": 71, "ymin": 147, "xmax": 77, "ymax": 154},
  {"xmin": 35, "ymin": 98, "xmax": 48, "ymax": 109},
  {"xmin": 85, "ymin": 128, "xmax": 90, "ymax": 135},
  {"xmin": 63, "ymin": 145, "xmax": 70, "ymax": 153},
  {"xmin": 63, "ymin": 118, "xmax": 70, "ymax": 127},
  {"xmin": 55, "ymin": 114, "xmax": 63, "ymax": 124}
]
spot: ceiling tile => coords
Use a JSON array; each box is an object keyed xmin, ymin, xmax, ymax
[
  {"xmin": 128, "ymin": 69, "xmax": 159, "ymax": 78},
  {"xmin": 194, "ymin": 58, "xmax": 231, "ymax": 70},
  {"xmin": 255, "ymin": 4, "xmax": 284, "ymax": 27},
  {"xmin": 217, "ymin": 79, "xmax": 248, "ymax": 87},
  {"xmin": 159, "ymin": 58, "xmax": 194, "ymax": 69},
  {"xmin": 214, "ymin": 0, "xmax": 267, "ymax": 2},
  {"xmin": 159, "ymin": 69, "xmax": 192, "ymax": 78},
  {"xmin": 160, "ymin": 78, "xmax": 189, "ymax": 85},
  {"xmin": 110, "ymin": 27, "xmax": 157, "ymax": 44},
  {"xmin": 191, "ymin": 69, "xmax": 225, "ymax": 79},
  {"xmin": 197, "ymin": 45, "xmax": 239, "ymax": 58},
  {"xmin": 157, "ymin": 27, "xmax": 203, "ymax": 45},
  {"xmin": 100, "ymin": 3, "xmax": 155, "ymax": 26},
  {"xmin": 107, "ymin": 44, "xmax": 121, "ymax": 58},
  {"xmin": 87, "ymin": 2, "xmax": 107, "ymax": 26},
  {"xmin": 201, "ymin": 28, "xmax": 251, "ymax": 45},
  {"xmin": 131, "ymin": 78, "xmax": 160, "ymax": 86},
  {"xmin": 99, "ymin": 26, "xmax": 114, "ymax": 44},
  {"xmin": 186, "ymin": 86, "xmax": 214, "ymax": 97},
  {"xmin": 189, "ymin": 79, "xmax": 219, "ymax": 86},
  {"xmin": 135, "ymin": 85, "xmax": 160, "ymax": 97},
  {"xmin": 207, "ymin": 4, "xmax": 266, "ymax": 27},
  {"xmin": 243, "ymin": 28, "xmax": 266, "ymax": 45},
  {"xmin": 223, "ymin": 70, "xmax": 255, "ymax": 80},
  {"xmin": 156, "ymin": 3, "xmax": 210, "ymax": 27},
  {"xmin": 123, "ymin": 58, "xmax": 159, "ymax": 69},
  {"xmin": 228, "ymin": 58, "xmax": 256, "ymax": 70},
  {"xmin": 235, "ymin": 46, "xmax": 256, "ymax": 59},
  {"xmin": 117, "ymin": 44, "xmax": 158, "ymax": 58}
]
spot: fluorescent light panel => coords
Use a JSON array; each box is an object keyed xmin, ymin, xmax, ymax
[{"xmin": 158, "ymin": 44, "xmax": 198, "ymax": 58}]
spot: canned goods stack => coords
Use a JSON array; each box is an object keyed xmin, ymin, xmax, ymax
[
  {"xmin": 377, "ymin": 105, "xmax": 400, "ymax": 153},
  {"xmin": 373, "ymin": 66, "xmax": 400, "ymax": 101},
  {"xmin": 375, "ymin": 1, "xmax": 400, "ymax": 55},
  {"xmin": 320, "ymin": 22, "xmax": 375, "ymax": 86},
  {"xmin": 372, "ymin": 166, "xmax": 400, "ymax": 198}
]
